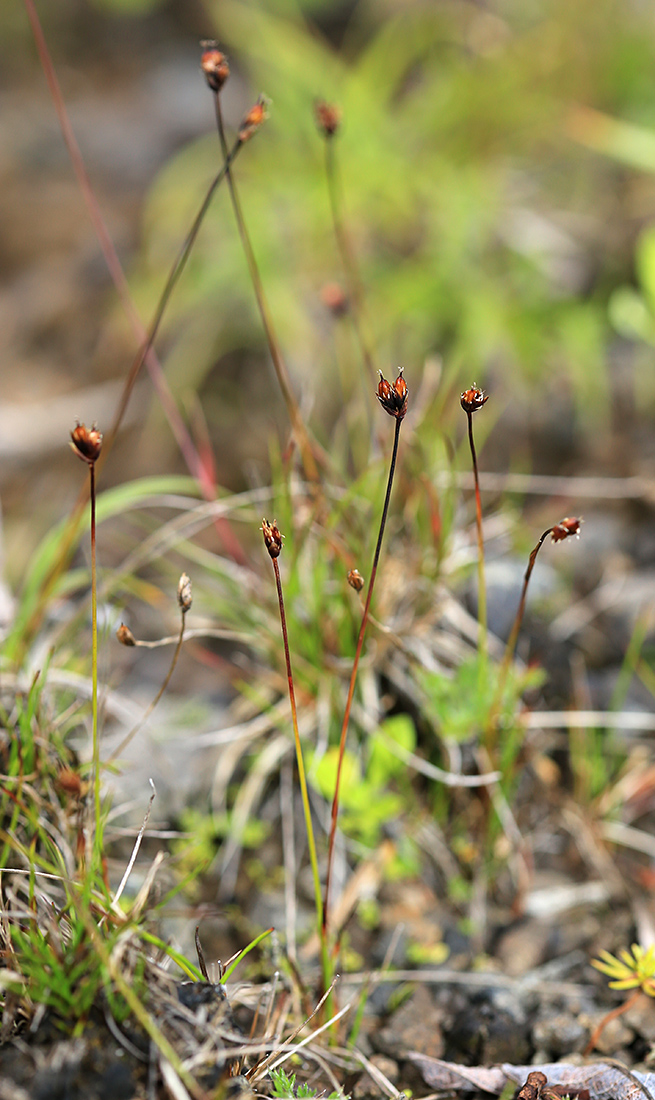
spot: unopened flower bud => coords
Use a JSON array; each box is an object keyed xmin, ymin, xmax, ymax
[
  {"xmin": 550, "ymin": 517, "xmax": 582, "ymax": 543},
  {"xmin": 376, "ymin": 367, "xmax": 408, "ymax": 420},
  {"xmin": 315, "ymin": 100, "xmax": 341, "ymax": 137},
  {"xmin": 239, "ymin": 95, "xmax": 269, "ymax": 143},
  {"xmin": 261, "ymin": 518, "xmax": 283, "ymax": 559},
  {"xmin": 116, "ymin": 623, "xmax": 136, "ymax": 647},
  {"xmin": 460, "ymin": 386, "xmax": 488, "ymax": 414},
  {"xmin": 200, "ymin": 41, "xmax": 230, "ymax": 92},
  {"xmin": 70, "ymin": 422, "xmax": 103, "ymax": 464},
  {"xmin": 177, "ymin": 573, "xmax": 193, "ymax": 612},
  {"xmin": 347, "ymin": 568, "xmax": 364, "ymax": 592}
]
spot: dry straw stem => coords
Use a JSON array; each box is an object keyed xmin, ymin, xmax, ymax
[{"xmin": 323, "ymin": 369, "xmax": 407, "ymax": 939}]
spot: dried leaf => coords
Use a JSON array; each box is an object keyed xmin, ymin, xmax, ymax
[{"xmin": 408, "ymin": 1056, "xmax": 655, "ymax": 1100}]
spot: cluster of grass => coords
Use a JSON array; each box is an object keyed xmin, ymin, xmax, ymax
[{"xmin": 4, "ymin": 1, "xmax": 655, "ymax": 1094}]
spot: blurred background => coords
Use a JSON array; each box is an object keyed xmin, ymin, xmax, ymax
[
  {"xmin": 3, "ymin": 0, "xmax": 655, "ymax": 655},
  {"xmin": 3, "ymin": 0, "xmax": 655, "ymax": 533}
]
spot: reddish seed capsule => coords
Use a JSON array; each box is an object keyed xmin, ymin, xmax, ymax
[
  {"xmin": 376, "ymin": 367, "xmax": 408, "ymax": 420},
  {"xmin": 261, "ymin": 518, "xmax": 284, "ymax": 559},
  {"xmin": 460, "ymin": 386, "xmax": 489, "ymax": 414},
  {"xmin": 70, "ymin": 421, "xmax": 103, "ymax": 464},
  {"xmin": 116, "ymin": 623, "xmax": 136, "ymax": 647},
  {"xmin": 550, "ymin": 517, "xmax": 582, "ymax": 543},
  {"xmin": 239, "ymin": 96, "xmax": 269, "ymax": 143},
  {"xmin": 347, "ymin": 568, "xmax": 364, "ymax": 592},
  {"xmin": 200, "ymin": 41, "xmax": 230, "ymax": 92},
  {"xmin": 177, "ymin": 573, "xmax": 193, "ymax": 613},
  {"xmin": 315, "ymin": 100, "xmax": 341, "ymax": 137}
]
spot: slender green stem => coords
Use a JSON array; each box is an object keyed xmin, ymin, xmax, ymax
[
  {"xmin": 213, "ymin": 94, "xmax": 320, "ymax": 484},
  {"xmin": 467, "ymin": 410, "xmax": 487, "ymax": 664},
  {"xmin": 323, "ymin": 416, "xmax": 403, "ymax": 936},
  {"xmin": 90, "ymin": 461, "xmax": 101, "ymax": 873},
  {"xmin": 270, "ymin": 555, "xmax": 328, "ymax": 987}
]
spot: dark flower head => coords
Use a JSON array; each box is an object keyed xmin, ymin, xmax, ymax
[
  {"xmin": 315, "ymin": 100, "xmax": 341, "ymax": 137},
  {"xmin": 460, "ymin": 385, "xmax": 489, "ymax": 414},
  {"xmin": 261, "ymin": 518, "xmax": 284, "ymax": 559},
  {"xmin": 177, "ymin": 573, "xmax": 193, "ymax": 613},
  {"xmin": 200, "ymin": 41, "xmax": 230, "ymax": 92},
  {"xmin": 70, "ymin": 422, "xmax": 102, "ymax": 464},
  {"xmin": 347, "ymin": 568, "xmax": 364, "ymax": 592},
  {"xmin": 376, "ymin": 367, "xmax": 408, "ymax": 420},
  {"xmin": 239, "ymin": 96, "xmax": 270, "ymax": 143},
  {"xmin": 550, "ymin": 517, "xmax": 582, "ymax": 543}
]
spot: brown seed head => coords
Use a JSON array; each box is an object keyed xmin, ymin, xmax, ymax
[
  {"xmin": 376, "ymin": 367, "xmax": 408, "ymax": 420},
  {"xmin": 320, "ymin": 281, "xmax": 349, "ymax": 317},
  {"xmin": 550, "ymin": 516, "xmax": 582, "ymax": 543},
  {"xmin": 200, "ymin": 41, "xmax": 230, "ymax": 92},
  {"xmin": 177, "ymin": 573, "xmax": 193, "ymax": 613},
  {"xmin": 116, "ymin": 623, "xmax": 136, "ymax": 647},
  {"xmin": 261, "ymin": 518, "xmax": 283, "ymax": 559},
  {"xmin": 239, "ymin": 95, "xmax": 269, "ymax": 143},
  {"xmin": 315, "ymin": 100, "xmax": 341, "ymax": 137},
  {"xmin": 460, "ymin": 386, "xmax": 489, "ymax": 414},
  {"xmin": 347, "ymin": 568, "xmax": 365, "ymax": 592},
  {"xmin": 70, "ymin": 421, "xmax": 103, "ymax": 464}
]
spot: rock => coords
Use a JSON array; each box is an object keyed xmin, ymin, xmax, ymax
[
  {"xmin": 352, "ymin": 1055, "xmax": 399, "ymax": 1099},
  {"xmin": 532, "ymin": 1008, "xmax": 587, "ymax": 1056},
  {"xmin": 375, "ymin": 985, "xmax": 445, "ymax": 1059},
  {"xmin": 579, "ymin": 1009, "xmax": 635, "ymax": 1055}
]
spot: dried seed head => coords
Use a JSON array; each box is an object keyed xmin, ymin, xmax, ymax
[
  {"xmin": 116, "ymin": 623, "xmax": 136, "ymax": 647},
  {"xmin": 177, "ymin": 573, "xmax": 193, "ymax": 613},
  {"xmin": 315, "ymin": 100, "xmax": 341, "ymax": 137},
  {"xmin": 320, "ymin": 281, "xmax": 349, "ymax": 317},
  {"xmin": 376, "ymin": 367, "xmax": 408, "ymax": 420},
  {"xmin": 460, "ymin": 385, "xmax": 489, "ymax": 414},
  {"xmin": 239, "ymin": 95, "xmax": 269, "ymax": 143},
  {"xmin": 550, "ymin": 516, "xmax": 582, "ymax": 543},
  {"xmin": 200, "ymin": 41, "xmax": 230, "ymax": 92},
  {"xmin": 347, "ymin": 568, "xmax": 365, "ymax": 592},
  {"xmin": 261, "ymin": 518, "xmax": 283, "ymax": 559},
  {"xmin": 70, "ymin": 421, "xmax": 103, "ymax": 464}
]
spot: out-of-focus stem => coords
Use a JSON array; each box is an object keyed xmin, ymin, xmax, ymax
[{"xmin": 213, "ymin": 95, "xmax": 320, "ymax": 484}]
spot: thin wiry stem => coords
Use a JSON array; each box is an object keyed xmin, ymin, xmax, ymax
[
  {"xmin": 323, "ymin": 415, "xmax": 403, "ymax": 935},
  {"xmin": 105, "ymin": 606, "xmax": 188, "ymax": 768},
  {"xmin": 269, "ymin": 550, "xmax": 328, "ymax": 988},
  {"xmin": 466, "ymin": 409, "xmax": 487, "ymax": 663},
  {"xmin": 212, "ymin": 95, "xmax": 320, "ymax": 483},
  {"xmin": 324, "ymin": 138, "xmax": 376, "ymax": 387}
]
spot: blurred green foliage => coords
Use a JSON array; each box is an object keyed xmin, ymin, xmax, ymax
[{"xmin": 125, "ymin": 0, "xmax": 655, "ymax": 452}]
